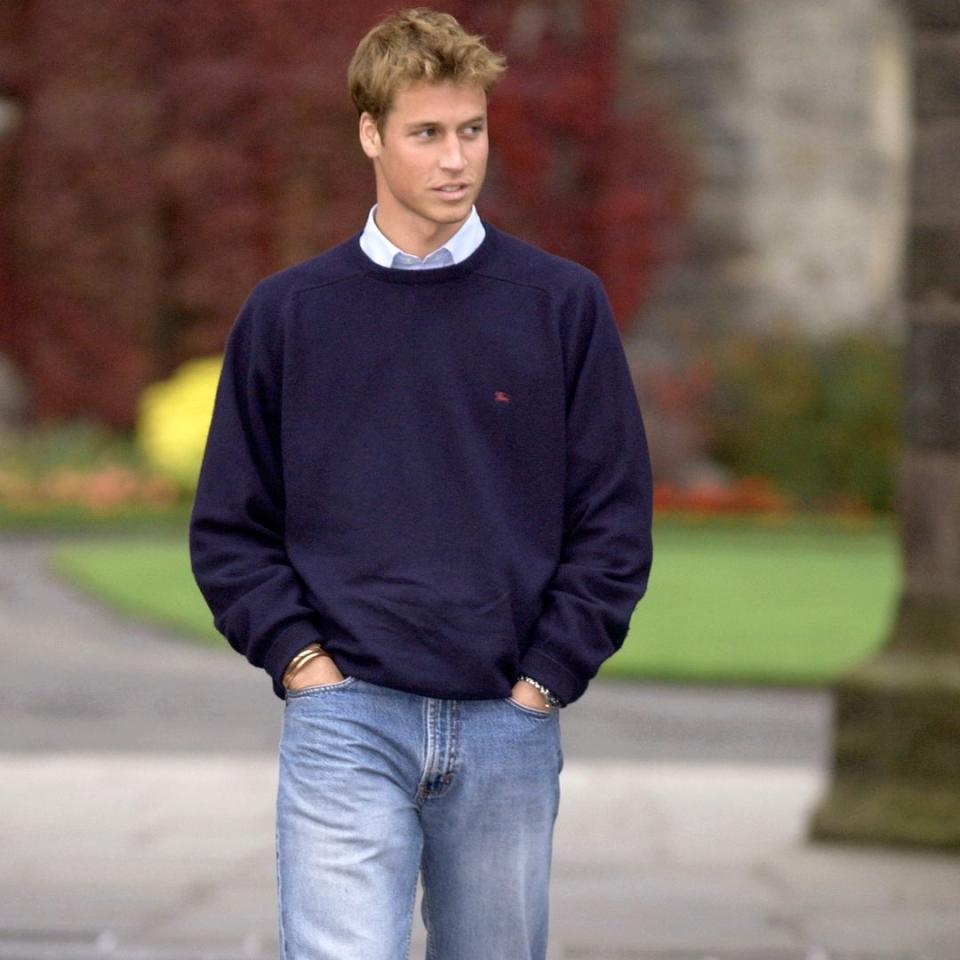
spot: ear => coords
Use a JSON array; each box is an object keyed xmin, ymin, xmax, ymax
[{"xmin": 359, "ymin": 112, "xmax": 382, "ymax": 159}]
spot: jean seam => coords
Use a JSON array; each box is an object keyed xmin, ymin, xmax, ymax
[
  {"xmin": 275, "ymin": 814, "xmax": 287, "ymax": 960},
  {"xmin": 421, "ymin": 855, "xmax": 438, "ymax": 960}
]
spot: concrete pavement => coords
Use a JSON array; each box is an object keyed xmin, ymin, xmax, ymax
[{"xmin": 2, "ymin": 534, "xmax": 958, "ymax": 960}]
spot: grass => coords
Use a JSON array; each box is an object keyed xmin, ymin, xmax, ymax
[
  {"xmin": 615, "ymin": 515, "xmax": 900, "ymax": 684},
  {"xmin": 46, "ymin": 515, "xmax": 901, "ymax": 685},
  {"xmin": 48, "ymin": 531, "xmax": 220, "ymax": 646}
]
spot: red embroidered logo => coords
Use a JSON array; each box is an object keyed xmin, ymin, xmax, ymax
[{"xmin": 493, "ymin": 390, "xmax": 511, "ymax": 404}]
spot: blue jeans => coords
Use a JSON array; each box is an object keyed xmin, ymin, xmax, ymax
[{"xmin": 276, "ymin": 675, "xmax": 563, "ymax": 960}]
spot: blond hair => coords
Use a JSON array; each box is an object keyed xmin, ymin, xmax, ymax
[{"xmin": 348, "ymin": 8, "xmax": 507, "ymax": 131}]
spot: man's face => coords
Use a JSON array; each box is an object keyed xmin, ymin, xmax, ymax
[{"xmin": 360, "ymin": 80, "xmax": 489, "ymax": 249}]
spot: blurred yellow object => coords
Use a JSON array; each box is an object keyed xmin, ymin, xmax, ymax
[{"xmin": 136, "ymin": 355, "xmax": 223, "ymax": 492}]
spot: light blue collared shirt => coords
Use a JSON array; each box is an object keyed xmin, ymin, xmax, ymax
[{"xmin": 359, "ymin": 204, "xmax": 485, "ymax": 269}]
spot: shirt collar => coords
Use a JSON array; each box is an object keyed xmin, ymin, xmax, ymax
[{"xmin": 359, "ymin": 205, "xmax": 485, "ymax": 269}]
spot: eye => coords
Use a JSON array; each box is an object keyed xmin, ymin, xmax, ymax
[
  {"xmin": 463, "ymin": 123, "xmax": 484, "ymax": 137},
  {"xmin": 414, "ymin": 127, "xmax": 436, "ymax": 139}
]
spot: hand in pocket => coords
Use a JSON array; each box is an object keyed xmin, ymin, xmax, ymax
[{"xmin": 285, "ymin": 656, "xmax": 346, "ymax": 692}]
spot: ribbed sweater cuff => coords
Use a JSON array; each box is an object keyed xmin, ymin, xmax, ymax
[{"xmin": 518, "ymin": 647, "xmax": 584, "ymax": 707}]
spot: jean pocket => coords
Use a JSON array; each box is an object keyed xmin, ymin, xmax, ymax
[
  {"xmin": 503, "ymin": 696, "xmax": 554, "ymax": 719},
  {"xmin": 285, "ymin": 676, "xmax": 357, "ymax": 698}
]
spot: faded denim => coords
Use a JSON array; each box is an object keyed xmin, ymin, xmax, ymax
[{"xmin": 276, "ymin": 676, "xmax": 563, "ymax": 960}]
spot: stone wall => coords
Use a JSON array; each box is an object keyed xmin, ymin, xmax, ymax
[
  {"xmin": 900, "ymin": 0, "xmax": 960, "ymax": 604},
  {"xmin": 621, "ymin": 0, "xmax": 910, "ymax": 349}
]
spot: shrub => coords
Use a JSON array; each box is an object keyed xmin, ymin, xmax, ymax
[
  {"xmin": 136, "ymin": 355, "xmax": 222, "ymax": 493},
  {"xmin": 0, "ymin": 417, "xmax": 140, "ymax": 475},
  {"xmin": 705, "ymin": 333, "xmax": 902, "ymax": 513},
  {"xmin": 0, "ymin": 418, "xmax": 181, "ymax": 517}
]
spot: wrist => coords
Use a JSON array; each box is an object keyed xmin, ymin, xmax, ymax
[
  {"xmin": 282, "ymin": 643, "xmax": 329, "ymax": 686},
  {"xmin": 517, "ymin": 674, "xmax": 561, "ymax": 709}
]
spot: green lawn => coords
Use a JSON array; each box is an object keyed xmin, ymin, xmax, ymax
[
  {"xmin": 49, "ymin": 532, "xmax": 218, "ymax": 645},
  {"xmin": 617, "ymin": 517, "xmax": 900, "ymax": 684},
  {"xmin": 47, "ymin": 516, "xmax": 900, "ymax": 685}
]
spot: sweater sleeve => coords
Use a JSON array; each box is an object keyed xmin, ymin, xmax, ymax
[
  {"xmin": 188, "ymin": 282, "xmax": 322, "ymax": 699},
  {"xmin": 518, "ymin": 274, "xmax": 654, "ymax": 707}
]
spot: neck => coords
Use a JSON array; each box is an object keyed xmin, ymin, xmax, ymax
[{"xmin": 373, "ymin": 205, "xmax": 468, "ymax": 259}]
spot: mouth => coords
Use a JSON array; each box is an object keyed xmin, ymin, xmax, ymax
[{"xmin": 433, "ymin": 183, "xmax": 470, "ymax": 200}]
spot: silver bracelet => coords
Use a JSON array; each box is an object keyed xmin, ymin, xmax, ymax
[{"xmin": 517, "ymin": 674, "xmax": 562, "ymax": 708}]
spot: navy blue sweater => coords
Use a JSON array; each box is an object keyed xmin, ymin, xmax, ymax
[{"xmin": 189, "ymin": 222, "xmax": 653, "ymax": 706}]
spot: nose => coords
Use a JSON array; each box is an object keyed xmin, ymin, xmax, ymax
[{"xmin": 439, "ymin": 132, "xmax": 467, "ymax": 172}]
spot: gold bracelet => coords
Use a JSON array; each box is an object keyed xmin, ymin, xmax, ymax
[
  {"xmin": 282, "ymin": 644, "xmax": 328, "ymax": 685},
  {"xmin": 282, "ymin": 653, "xmax": 322, "ymax": 686},
  {"xmin": 284, "ymin": 645, "xmax": 324, "ymax": 676},
  {"xmin": 284, "ymin": 647, "xmax": 318, "ymax": 676}
]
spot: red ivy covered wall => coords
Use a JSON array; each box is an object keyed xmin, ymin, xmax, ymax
[{"xmin": 1, "ymin": 0, "xmax": 691, "ymax": 428}]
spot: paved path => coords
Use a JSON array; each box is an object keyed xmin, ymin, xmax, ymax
[{"xmin": 2, "ymin": 535, "xmax": 958, "ymax": 960}]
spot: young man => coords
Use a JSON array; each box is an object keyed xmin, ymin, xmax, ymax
[{"xmin": 189, "ymin": 8, "xmax": 652, "ymax": 959}]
